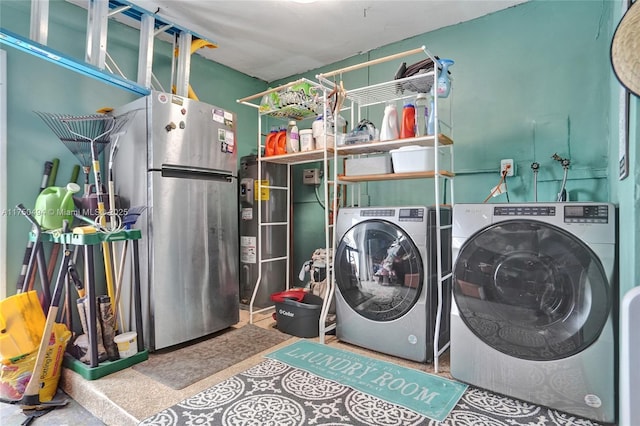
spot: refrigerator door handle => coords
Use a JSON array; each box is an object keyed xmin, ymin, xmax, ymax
[{"xmin": 156, "ymin": 164, "xmax": 235, "ymax": 182}]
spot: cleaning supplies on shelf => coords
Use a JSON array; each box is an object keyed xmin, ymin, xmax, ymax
[
  {"xmin": 300, "ymin": 129, "xmax": 314, "ymax": 151},
  {"xmin": 436, "ymin": 59, "xmax": 454, "ymax": 98},
  {"xmin": 264, "ymin": 126, "xmax": 277, "ymax": 156},
  {"xmin": 380, "ymin": 103, "xmax": 400, "ymax": 141},
  {"xmin": 427, "ymin": 93, "xmax": 435, "ymax": 135},
  {"xmin": 286, "ymin": 120, "xmax": 300, "ymax": 153},
  {"xmin": 275, "ymin": 127, "xmax": 287, "ymax": 155},
  {"xmin": 415, "ymin": 93, "xmax": 428, "ymax": 137},
  {"xmin": 400, "ymin": 102, "xmax": 416, "ymax": 138}
]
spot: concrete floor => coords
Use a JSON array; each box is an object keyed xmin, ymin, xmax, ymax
[
  {"xmin": 0, "ymin": 390, "xmax": 106, "ymax": 426},
  {"xmin": 0, "ymin": 309, "xmax": 450, "ymax": 426}
]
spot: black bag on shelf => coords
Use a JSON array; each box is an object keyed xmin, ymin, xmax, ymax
[{"xmin": 394, "ymin": 57, "xmax": 440, "ymax": 94}]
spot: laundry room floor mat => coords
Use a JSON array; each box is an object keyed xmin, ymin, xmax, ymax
[
  {"xmin": 138, "ymin": 351, "xmax": 606, "ymax": 426},
  {"xmin": 265, "ymin": 340, "xmax": 466, "ymax": 421},
  {"xmin": 131, "ymin": 324, "xmax": 292, "ymax": 390}
]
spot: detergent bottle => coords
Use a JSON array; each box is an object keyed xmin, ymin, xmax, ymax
[
  {"xmin": 400, "ymin": 102, "xmax": 416, "ymax": 138},
  {"xmin": 286, "ymin": 120, "xmax": 300, "ymax": 153},
  {"xmin": 34, "ymin": 182, "xmax": 80, "ymax": 230},
  {"xmin": 415, "ymin": 93, "xmax": 428, "ymax": 137},
  {"xmin": 380, "ymin": 103, "xmax": 400, "ymax": 141},
  {"xmin": 275, "ymin": 127, "xmax": 287, "ymax": 155},
  {"xmin": 264, "ymin": 126, "xmax": 277, "ymax": 156}
]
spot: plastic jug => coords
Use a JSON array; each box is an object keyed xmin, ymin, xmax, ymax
[
  {"xmin": 275, "ymin": 127, "xmax": 287, "ymax": 155},
  {"xmin": 415, "ymin": 93, "xmax": 428, "ymax": 137},
  {"xmin": 265, "ymin": 126, "xmax": 277, "ymax": 156},
  {"xmin": 286, "ymin": 120, "xmax": 300, "ymax": 153},
  {"xmin": 380, "ymin": 103, "xmax": 400, "ymax": 141},
  {"xmin": 400, "ymin": 103, "xmax": 416, "ymax": 138},
  {"xmin": 34, "ymin": 182, "xmax": 80, "ymax": 230}
]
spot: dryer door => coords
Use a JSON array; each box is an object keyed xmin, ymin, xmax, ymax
[
  {"xmin": 453, "ymin": 219, "xmax": 611, "ymax": 361},
  {"xmin": 335, "ymin": 219, "xmax": 424, "ymax": 321}
]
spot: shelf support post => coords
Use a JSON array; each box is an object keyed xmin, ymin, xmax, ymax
[
  {"xmin": 174, "ymin": 31, "xmax": 192, "ymax": 97},
  {"xmin": 137, "ymin": 13, "xmax": 155, "ymax": 88},
  {"xmin": 85, "ymin": 0, "xmax": 109, "ymax": 69},
  {"xmin": 29, "ymin": 0, "xmax": 49, "ymax": 45}
]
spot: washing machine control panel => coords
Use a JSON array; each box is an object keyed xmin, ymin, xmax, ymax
[
  {"xmin": 563, "ymin": 205, "xmax": 609, "ymax": 223},
  {"xmin": 494, "ymin": 206, "xmax": 556, "ymax": 216},
  {"xmin": 360, "ymin": 209, "xmax": 395, "ymax": 217},
  {"xmin": 492, "ymin": 204, "xmax": 609, "ymax": 223}
]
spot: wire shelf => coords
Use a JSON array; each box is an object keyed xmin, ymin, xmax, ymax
[{"xmin": 346, "ymin": 72, "xmax": 436, "ymax": 107}]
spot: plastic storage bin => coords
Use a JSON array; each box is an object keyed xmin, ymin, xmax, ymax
[
  {"xmin": 345, "ymin": 155, "xmax": 393, "ymax": 176},
  {"xmin": 390, "ymin": 145, "xmax": 449, "ymax": 173},
  {"xmin": 273, "ymin": 292, "xmax": 323, "ymax": 338}
]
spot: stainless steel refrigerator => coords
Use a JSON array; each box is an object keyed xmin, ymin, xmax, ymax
[{"xmin": 113, "ymin": 91, "xmax": 239, "ymax": 350}]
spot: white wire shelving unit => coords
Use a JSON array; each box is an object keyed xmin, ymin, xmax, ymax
[
  {"xmin": 316, "ymin": 45, "xmax": 455, "ymax": 372},
  {"xmin": 237, "ymin": 78, "xmax": 336, "ymax": 340}
]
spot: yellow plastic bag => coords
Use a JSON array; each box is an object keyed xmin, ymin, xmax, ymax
[{"xmin": 0, "ymin": 291, "xmax": 46, "ymax": 361}]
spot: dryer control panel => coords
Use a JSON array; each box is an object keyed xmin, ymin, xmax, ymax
[
  {"xmin": 563, "ymin": 205, "xmax": 609, "ymax": 223},
  {"xmin": 399, "ymin": 208, "xmax": 425, "ymax": 222}
]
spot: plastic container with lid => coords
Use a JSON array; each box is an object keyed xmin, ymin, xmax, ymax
[
  {"xmin": 390, "ymin": 145, "xmax": 434, "ymax": 173},
  {"xmin": 300, "ymin": 129, "xmax": 314, "ymax": 151},
  {"xmin": 390, "ymin": 145, "xmax": 450, "ymax": 173}
]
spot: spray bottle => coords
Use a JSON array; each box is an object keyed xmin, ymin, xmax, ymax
[{"xmin": 436, "ymin": 59, "xmax": 454, "ymax": 98}]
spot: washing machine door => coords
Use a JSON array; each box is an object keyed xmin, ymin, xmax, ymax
[
  {"xmin": 453, "ymin": 219, "xmax": 610, "ymax": 361},
  {"xmin": 335, "ymin": 219, "xmax": 424, "ymax": 321}
]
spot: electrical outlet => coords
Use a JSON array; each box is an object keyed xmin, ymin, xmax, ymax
[{"xmin": 500, "ymin": 159, "xmax": 515, "ymax": 177}]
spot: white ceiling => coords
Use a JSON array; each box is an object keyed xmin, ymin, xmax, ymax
[{"xmin": 124, "ymin": 0, "xmax": 528, "ymax": 82}]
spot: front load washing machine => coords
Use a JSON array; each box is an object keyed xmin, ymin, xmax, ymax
[
  {"xmin": 451, "ymin": 203, "xmax": 616, "ymax": 423},
  {"xmin": 334, "ymin": 206, "xmax": 451, "ymax": 362}
]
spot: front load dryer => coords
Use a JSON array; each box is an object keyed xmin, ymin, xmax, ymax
[
  {"xmin": 334, "ymin": 206, "xmax": 451, "ymax": 362},
  {"xmin": 451, "ymin": 203, "xmax": 616, "ymax": 423}
]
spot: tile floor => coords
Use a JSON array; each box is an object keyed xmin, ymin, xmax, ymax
[{"xmin": 1, "ymin": 309, "xmax": 450, "ymax": 426}]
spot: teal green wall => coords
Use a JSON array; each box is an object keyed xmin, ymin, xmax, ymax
[
  {"xmin": 608, "ymin": 0, "xmax": 640, "ymax": 301},
  {"xmin": 2, "ymin": 0, "xmax": 638, "ymax": 304},
  {"xmin": 280, "ymin": 0, "xmax": 634, "ymax": 286},
  {"xmin": 0, "ymin": 0, "xmax": 265, "ymax": 294}
]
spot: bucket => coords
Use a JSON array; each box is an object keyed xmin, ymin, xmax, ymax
[
  {"xmin": 113, "ymin": 332, "xmax": 137, "ymax": 359},
  {"xmin": 274, "ymin": 293, "xmax": 323, "ymax": 338}
]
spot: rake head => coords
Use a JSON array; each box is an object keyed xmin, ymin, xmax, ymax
[{"xmin": 35, "ymin": 111, "xmax": 134, "ymax": 167}]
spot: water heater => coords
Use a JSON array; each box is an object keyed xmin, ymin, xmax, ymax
[{"xmin": 238, "ymin": 155, "xmax": 288, "ymax": 307}]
